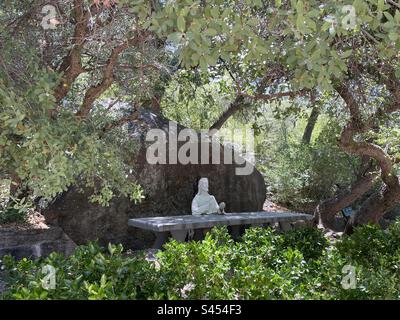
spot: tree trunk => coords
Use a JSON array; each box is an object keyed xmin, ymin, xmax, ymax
[
  {"xmin": 314, "ymin": 172, "xmax": 379, "ymax": 231},
  {"xmin": 302, "ymin": 107, "xmax": 320, "ymax": 144},
  {"xmin": 209, "ymin": 95, "xmax": 249, "ymax": 132},
  {"xmin": 345, "ymin": 184, "xmax": 400, "ymax": 233},
  {"xmin": 333, "ymin": 83, "xmax": 400, "ymax": 232}
]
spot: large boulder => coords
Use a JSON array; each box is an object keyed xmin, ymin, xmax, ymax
[{"xmin": 44, "ymin": 110, "xmax": 266, "ymax": 249}]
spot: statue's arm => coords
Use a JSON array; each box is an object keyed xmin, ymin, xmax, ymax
[{"xmin": 209, "ymin": 196, "xmax": 220, "ymax": 213}]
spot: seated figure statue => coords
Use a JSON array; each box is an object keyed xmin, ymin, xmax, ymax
[{"xmin": 191, "ymin": 178, "xmax": 225, "ymax": 215}]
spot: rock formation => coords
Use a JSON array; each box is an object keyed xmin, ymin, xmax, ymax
[{"xmin": 44, "ymin": 110, "xmax": 266, "ymax": 249}]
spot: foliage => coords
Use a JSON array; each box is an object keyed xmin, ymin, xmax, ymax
[
  {"xmin": 142, "ymin": 0, "xmax": 400, "ymax": 90},
  {"xmin": 259, "ymin": 117, "xmax": 360, "ymax": 210},
  {"xmin": 2, "ymin": 224, "xmax": 399, "ymax": 300},
  {"xmin": 323, "ymin": 222, "xmax": 400, "ymax": 299},
  {"xmin": 0, "ymin": 69, "xmax": 143, "ymax": 207},
  {"xmin": 0, "ymin": 207, "xmax": 27, "ymax": 224},
  {"xmin": 1, "ymin": 242, "xmax": 160, "ymax": 300},
  {"xmin": 281, "ymin": 227, "xmax": 329, "ymax": 260},
  {"xmin": 161, "ymin": 69, "xmax": 234, "ymax": 130},
  {"xmin": 1, "ymin": 1, "xmax": 400, "ymax": 302},
  {"xmin": 2, "ymin": 0, "xmax": 400, "ymax": 219},
  {"xmin": 0, "ymin": 182, "xmax": 31, "ymax": 223},
  {"xmin": 0, "ymin": 0, "xmax": 170, "ymax": 210}
]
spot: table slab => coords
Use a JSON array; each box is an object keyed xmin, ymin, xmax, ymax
[{"xmin": 128, "ymin": 211, "xmax": 313, "ymax": 232}]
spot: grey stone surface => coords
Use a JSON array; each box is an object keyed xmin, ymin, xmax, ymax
[
  {"xmin": 0, "ymin": 227, "xmax": 76, "ymax": 259},
  {"xmin": 128, "ymin": 211, "xmax": 313, "ymax": 232},
  {"xmin": 130, "ymin": 211, "xmax": 313, "ymax": 248},
  {"xmin": 44, "ymin": 110, "xmax": 267, "ymax": 249}
]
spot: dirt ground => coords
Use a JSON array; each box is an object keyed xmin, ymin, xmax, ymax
[
  {"xmin": 263, "ymin": 199, "xmax": 290, "ymax": 212},
  {"xmin": 0, "ymin": 211, "xmax": 48, "ymax": 232}
]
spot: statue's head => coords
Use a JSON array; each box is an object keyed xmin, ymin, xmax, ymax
[{"xmin": 198, "ymin": 177, "xmax": 209, "ymax": 194}]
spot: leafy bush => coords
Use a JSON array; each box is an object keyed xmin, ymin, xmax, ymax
[
  {"xmin": 1, "ymin": 243, "xmax": 160, "ymax": 300},
  {"xmin": 281, "ymin": 227, "xmax": 329, "ymax": 260},
  {"xmin": 157, "ymin": 227, "xmax": 236, "ymax": 299},
  {"xmin": 0, "ymin": 71, "xmax": 144, "ymax": 208},
  {"xmin": 335, "ymin": 224, "xmax": 389, "ymax": 267},
  {"xmin": 0, "ymin": 207, "xmax": 27, "ymax": 224},
  {"xmin": 0, "ymin": 198, "xmax": 32, "ymax": 224},
  {"xmin": 323, "ymin": 222, "xmax": 400, "ymax": 300},
  {"xmin": 259, "ymin": 119, "xmax": 360, "ymax": 211},
  {"xmin": 1, "ymin": 224, "xmax": 400, "ymax": 300}
]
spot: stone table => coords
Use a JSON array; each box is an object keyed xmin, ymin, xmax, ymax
[{"xmin": 128, "ymin": 211, "xmax": 313, "ymax": 248}]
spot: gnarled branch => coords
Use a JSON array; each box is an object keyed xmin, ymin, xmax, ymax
[
  {"xmin": 76, "ymin": 31, "xmax": 151, "ymax": 118},
  {"xmin": 54, "ymin": 0, "xmax": 90, "ymax": 103},
  {"xmin": 209, "ymin": 90, "xmax": 304, "ymax": 133}
]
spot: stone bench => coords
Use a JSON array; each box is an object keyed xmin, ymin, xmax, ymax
[{"xmin": 128, "ymin": 211, "xmax": 313, "ymax": 249}]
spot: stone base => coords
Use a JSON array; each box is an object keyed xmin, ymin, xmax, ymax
[{"xmin": 0, "ymin": 226, "xmax": 76, "ymax": 259}]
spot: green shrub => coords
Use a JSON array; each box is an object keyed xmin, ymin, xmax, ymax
[
  {"xmin": 0, "ymin": 197, "xmax": 32, "ymax": 224},
  {"xmin": 281, "ymin": 227, "xmax": 329, "ymax": 260},
  {"xmin": 260, "ymin": 122, "xmax": 360, "ymax": 211},
  {"xmin": 335, "ymin": 224, "xmax": 389, "ymax": 267},
  {"xmin": 0, "ymin": 196, "xmax": 37, "ymax": 225},
  {"xmin": 1, "ymin": 225, "xmax": 399, "ymax": 300},
  {"xmin": 0, "ymin": 207, "xmax": 27, "ymax": 224},
  {"xmin": 325, "ymin": 221, "xmax": 400, "ymax": 300},
  {"xmin": 1, "ymin": 242, "xmax": 160, "ymax": 300},
  {"xmin": 157, "ymin": 227, "xmax": 236, "ymax": 299},
  {"xmin": 335, "ymin": 221, "xmax": 400, "ymax": 269}
]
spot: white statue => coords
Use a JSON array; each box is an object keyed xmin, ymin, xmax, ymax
[{"xmin": 191, "ymin": 178, "xmax": 226, "ymax": 215}]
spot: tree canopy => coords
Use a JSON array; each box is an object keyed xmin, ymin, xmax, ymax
[{"xmin": 1, "ymin": 0, "xmax": 400, "ymax": 231}]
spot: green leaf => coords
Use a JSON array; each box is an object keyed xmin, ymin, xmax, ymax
[
  {"xmin": 167, "ymin": 32, "xmax": 183, "ymax": 43},
  {"xmin": 199, "ymin": 56, "xmax": 208, "ymax": 71},
  {"xmin": 377, "ymin": 0, "xmax": 385, "ymax": 12},
  {"xmin": 341, "ymin": 49, "xmax": 353, "ymax": 59},
  {"xmin": 253, "ymin": 0, "xmax": 262, "ymax": 8},
  {"xmin": 177, "ymin": 15, "xmax": 186, "ymax": 32},
  {"xmin": 205, "ymin": 28, "xmax": 218, "ymax": 36},
  {"xmin": 211, "ymin": 7, "xmax": 219, "ymax": 19},
  {"xmin": 296, "ymin": 0, "xmax": 304, "ymax": 14},
  {"xmin": 389, "ymin": 32, "xmax": 398, "ymax": 41}
]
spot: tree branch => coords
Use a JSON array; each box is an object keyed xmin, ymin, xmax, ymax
[
  {"xmin": 54, "ymin": 0, "xmax": 90, "ymax": 104},
  {"xmin": 335, "ymin": 83, "xmax": 400, "ymax": 188},
  {"xmin": 302, "ymin": 106, "xmax": 320, "ymax": 144},
  {"xmin": 208, "ymin": 90, "xmax": 304, "ymax": 133},
  {"xmin": 209, "ymin": 95, "xmax": 249, "ymax": 132},
  {"xmin": 76, "ymin": 32, "xmax": 148, "ymax": 118},
  {"xmin": 315, "ymin": 171, "xmax": 380, "ymax": 231},
  {"xmin": 101, "ymin": 108, "xmax": 141, "ymax": 133}
]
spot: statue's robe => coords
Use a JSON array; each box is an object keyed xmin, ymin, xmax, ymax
[{"xmin": 191, "ymin": 194, "xmax": 219, "ymax": 215}]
